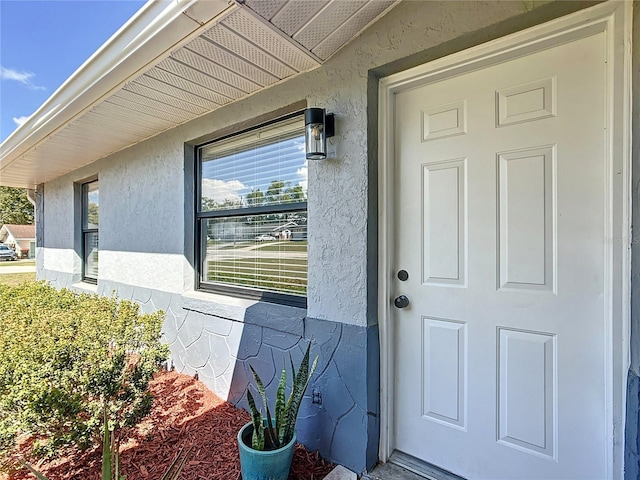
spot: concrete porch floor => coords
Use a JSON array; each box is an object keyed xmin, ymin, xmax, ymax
[
  {"xmin": 363, "ymin": 452, "xmax": 466, "ymax": 480},
  {"xmin": 364, "ymin": 462, "xmax": 429, "ymax": 480}
]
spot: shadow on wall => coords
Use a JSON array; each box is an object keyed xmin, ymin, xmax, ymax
[{"xmin": 168, "ymin": 300, "xmax": 380, "ymax": 474}]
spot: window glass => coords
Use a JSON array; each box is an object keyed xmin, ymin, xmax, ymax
[
  {"xmin": 83, "ymin": 181, "xmax": 99, "ymax": 229},
  {"xmin": 84, "ymin": 231, "xmax": 99, "ymax": 280},
  {"xmin": 201, "ymin": 213, "xmax": 307, "ymax": 296},
  {"xmin": 200, "ymin": 119, "xmax": 306, "ymax": 212},
  {"xmin": 82, "ymin": 180, "xmax": 99, "ymax": 282},
  {"xmin": 197, "ymin": 116, "xmax": 307, "ymax": 304}
]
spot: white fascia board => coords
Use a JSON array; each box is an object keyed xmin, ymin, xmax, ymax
[{"xmin": 0, "ymin": 0, "xmax": 235, "ymax": 175}]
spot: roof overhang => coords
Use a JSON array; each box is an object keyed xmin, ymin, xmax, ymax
[{"xmin": 0, "ymin": 0, "xmax": 398, "ymax": 189}]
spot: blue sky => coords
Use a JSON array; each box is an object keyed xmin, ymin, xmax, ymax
[{"xmin": 0, "ymin": 0, "xmax": 147, "ymax": 143}]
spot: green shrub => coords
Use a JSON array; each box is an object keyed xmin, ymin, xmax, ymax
[{"xmin": 0, "ymin": 282, "xmax": 169, "ymax": 458}]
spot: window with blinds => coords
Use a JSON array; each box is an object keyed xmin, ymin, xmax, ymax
[
  {"xmin": 82, "ymin": 180, "xmax": 99, "ymax": 283},
  {"xmin": 196, "ymin": 114, "xmax": 307, "ymax": 307}
]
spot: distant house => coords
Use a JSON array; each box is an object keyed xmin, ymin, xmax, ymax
[{"xmin": 0, "ymin": 224, "xmax": 35, "ymax": 258}]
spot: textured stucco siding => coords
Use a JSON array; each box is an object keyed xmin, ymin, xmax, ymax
[
  {"xmin": 36, "ymin": 0, "xmax": 601, "ymax": 473},
  {"xmin": 42, "ymin": 178, "xmax": 79, "ymax": 275},
  {"xmin": 99, "ymin": 138, "xmax": 185, "ymax": 256},
  {"xmin": 99, "ymin": 252, "xmax": 185, "ymax": 293},
  {"xmin": 39, "ymin": 0, "xmax": 552, "ymax": 327}
]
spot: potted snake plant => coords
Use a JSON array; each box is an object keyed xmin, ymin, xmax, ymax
[{"xmin": 238, "ymin": 342, "xmax": 318, "ymax": 480}]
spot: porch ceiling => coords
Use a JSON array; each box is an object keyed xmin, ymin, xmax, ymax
[{"xmin": 0, "ymin": 0, "xmax": 397, "ymax": 189}]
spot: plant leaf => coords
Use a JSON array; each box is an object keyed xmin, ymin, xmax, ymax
[
  {"xmin": 275, "ymin": 365, "xmax": 287, "ymax": 445},
  {"xmin": 161, "ymin": 446, "xmax": 193, "ymax": 480},
  {"xmin": 289, "ymin": 354, "xmax": 296, "ymax": 393},
  {"xmin": 284, "ymin": 352, "xmax": 296, "ymax": 425},
  {"xmin": 112, "ymin": 441, "xmax": 119, "ymax": 480},
  {"xmin": 250, "ymin": 365, "xmax": 278, "ymax": 448},
  {"xmin": 283, "ymin": 343, "xmax": 318, "ymax": 444},
  {"xmin": 264, "ymin": 403, "xmax": 279, "ymax": 449},
  {"xmin": 111, "ymin": 422, "xmax": 121, "ymax": 480},
  {"xmin": 19, "ymin": 460, "xmax": 50, "ymax": 480},
  {"xmin": 102, "ymin": 407, "xmax": 112, "ymax": 480},
  {"xmin": 246, "ymin": 389, "xmax": 264, "ymax": 450}
]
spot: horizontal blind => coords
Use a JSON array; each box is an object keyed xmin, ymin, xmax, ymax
[
  {"xmin": 198, "ymin": 115, "xmax": 307, "ymax": 299},
  {"xmin": 201, "ymin": 215, "xmax": 307, "ymax": 296},
  {"xmin": 200, "ymin": 118, "xmax": 306, "ymax": 211}
]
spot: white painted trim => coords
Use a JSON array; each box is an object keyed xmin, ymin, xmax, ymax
[
  {"xmin": 377, "ymin": 64, "xmax": 395, "ymax": 462},
  {"xmin": 377, "ymin": 3, "xmax": 631, "ymax": 479}
]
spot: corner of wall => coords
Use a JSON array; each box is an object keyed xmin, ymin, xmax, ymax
[
  {"xmin": 627, "ymin": 1, "xmax": 640, "ymax": 476},
  {"xmin": 183, "ymin": 143, "xmax": 196, "ymax": 292},
  {"xmin": 35, "ymin": 184, "xmax": 45, "ymax": 279},
  {"xmin": 625, "ymin": 370, "xmax": 640, "ymax": 480}
]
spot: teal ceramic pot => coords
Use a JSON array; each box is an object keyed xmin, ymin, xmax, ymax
[{"xmin": 237, "ymin": 422, "xmax": 296, "ymax": 480}]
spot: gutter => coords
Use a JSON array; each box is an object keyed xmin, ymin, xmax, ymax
[
  {"xmin": 26, "ymin": 189, "xmax": 36, "ymax": 207},
  {"xmin": 0, "ymin": 0, "xmax": 235, "ymax": 173}
]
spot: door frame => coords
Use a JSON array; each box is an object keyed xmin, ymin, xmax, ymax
[{"xmin": 377, "ymin": 2, "xmax": 632, "ymax": 477}]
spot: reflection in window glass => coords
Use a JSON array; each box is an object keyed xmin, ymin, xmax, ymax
[
  {"xmin": 197, "ymin": 116, "xmax": 307, "ymax": 304},
  {"xmin": 201, "ymin": 213, "xmax": 307, "ymax": 295},
  {"xmin": 200, "ymin": 120, "xmax": 307, "ymax": 212},
  {"xmin": 84, "ymin": 182, "xmax": 99, "ymax": 229}
]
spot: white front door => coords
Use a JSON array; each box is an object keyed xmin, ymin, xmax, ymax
[{"xmin": 393, "ymin": 28, "xmax": 614, "ymax": 480}]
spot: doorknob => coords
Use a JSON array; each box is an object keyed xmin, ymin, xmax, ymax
[{"xmin": 394, "ymin": 295, "xmax": 410, "ymax": 309}]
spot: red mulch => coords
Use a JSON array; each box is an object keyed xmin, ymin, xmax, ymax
[{"xmin": 4, "ymin": 370, "xmax": 334, "ymax": 480}]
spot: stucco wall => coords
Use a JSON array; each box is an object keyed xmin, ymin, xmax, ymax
[
  {"xmin": 43, "ymin": 177, "xmax": 78, "ymax": 275},
  {"xmin": 41, "ymin": 136, "xmax": 189, "ymax": 292},
  {"xmin": 37, "ymin": 0, "xmax": 600, "ymax": 473},
  {"xmin": 98, "ymin": 138, "xmax": 188, "ymax": 292},
  {"xmin": 39, "ymin": 0, "xmax": 568, "ymax": 326}
]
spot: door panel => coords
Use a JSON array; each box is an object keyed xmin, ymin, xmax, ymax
[
  {"xmin": 497, "ymin": 328, "xmax": 556, "ymax": 459},
  {"xmin": 498, "ymin": 146, "xmax": 554, "ymax": 291},
  {"xmin": 423, "ymin": 317, "xmax": 467, "ymax": 430},
  {"xmin": 423, "ymin": 160, "xmax": 466, "ymax": 286},
  {"xmin": 394, "ymin": 32, "xmax": 607, "ymax": 479}
]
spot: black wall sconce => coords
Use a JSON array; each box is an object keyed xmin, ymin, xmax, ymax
[{"xmin": 305, "ymin": 107, "xmax": 335, "ymax": 160}]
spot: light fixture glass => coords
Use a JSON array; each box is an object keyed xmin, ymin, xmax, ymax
[{"xmin": 305, "ymin": 108, "xmax": 334, "ymax": 160}]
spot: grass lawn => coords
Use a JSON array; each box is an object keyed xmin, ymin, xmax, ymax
[
  {"xmin": 216, "ymin": 242, "xmax": 252, "ymax": 250},
  {"xmin": 0, "ymin": 260, "xmax": 35, "ymax": 267},
  {"xmin": 207, "ymin": 257, "xmax": 306, "ymax": 294},
  {"xmin": 255, "ymin": 241, "xmax": 307, "ymax": 252},
  {"xmin": 0, "ymin": 272, "xmax": 35, "ymax": 286}
]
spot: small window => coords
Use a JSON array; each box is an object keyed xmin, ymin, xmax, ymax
[
  {"xmin": 196, "ymin": 114, "xmax": 307, "ymax": 307},
  {"xmin": 82, "ymin": 180, "xmax": 99, "ymax": 283}
]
